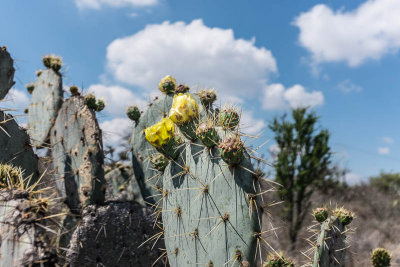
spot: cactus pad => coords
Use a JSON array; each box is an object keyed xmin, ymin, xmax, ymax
[
  {"xmin": 0, "ymin": 47, "xmax": 15, "ymax": 100},
  {"xmin": 27, "ymin": 68, "xmax": 63, "ymax": 147},
  {"xmin": 50, "ymin": 95, "xmax": 105, "ymax": 213},
  {"xmin": 162, "ymin": 129, "xmax": 261, "ymax": 266},
  {"xmin": 0, "ymin": 111, "xmax": 39, "ymax": 183}
]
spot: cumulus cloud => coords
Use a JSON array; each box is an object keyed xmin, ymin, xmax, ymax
[
  {"xmin": 293, "ymin": 0, "xmax": 400, "ymax": 66},
  {"xmin": 262, "ymin": 84, "xmax": 324, "ymax": 110},
  {"xmin": 100, "ymin": 117, "xmax": 133, "ymax": 147},
  {"xmin": 87, "ymin": 84, "xmax": 148, "ymax": 117},
  {"xmin": 344, "ymin": 172, "xmax": 363, "ymax": 185},
  {"xmin": 75, "ymin": 0, "xmax": 158, "ymax": 9},
  {"xmin": 106, "ymin": 19, "xmax": 277, "ymax": 100},
  {"xmin": 240, "ymin": 111, "xmax": 266, "ymax": 135},
  {"xmin": 337, "ymin": 79, "xmax": 363, "ymax": 93},
  {"xmin": 378, "ymin": 147, "xmax": 390, "ymax": 155}
]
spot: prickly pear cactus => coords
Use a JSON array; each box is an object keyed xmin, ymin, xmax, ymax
[
  {"xmin": 130, "ymin": 77, "xmax": 210, "ymax": 206},
  {"xmin": 0, "ymin": 111, "xmax": 39, "ymax": 182},
  {"xmin": 161, "ymin": 129, "xmax": 261, "ymax": 266},
  {"xmin": 371, "ymin": 248, "xmax": 391, "ymax": 267},
  {"xmin": 0, "ymin": 190, "xmax": 57, "ymax": 266},
  {"xmin": 0, "ymin": 46, "xmax": 15, "ymax": 100},
  {"xmin": 50, "ymin": 95, "xmax": 105, "ymax": 213},
  {"xmin": 105, "ymin": 163, "xmax": 145, "ymax": 205},
  {"xmin": 27, "ymin": 68, "xmax": 63, "ymax": 147},
  {"xmin": 312, "ymin": 208, "xmax": 354, "ymax": 267}
]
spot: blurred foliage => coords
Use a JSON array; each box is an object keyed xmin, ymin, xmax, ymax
[{"xmin": 370, "ymin": 172, "xmax": 400, "ymax": 194}]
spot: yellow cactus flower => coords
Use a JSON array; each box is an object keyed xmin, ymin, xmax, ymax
[
  {"xmin": 169, "ymin": 93, "xmax": 199, "ymax": 125},
  {"xmin": 145, "ymin": 118, "xmax": 175, "ymax": 147}
]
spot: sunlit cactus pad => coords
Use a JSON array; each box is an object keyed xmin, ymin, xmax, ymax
[
  {"xmin": 27, "ymin": 68, "xmax": 63, "ymax": 147},
  {"xmin": 50, "ymin": 95, "xmax": 105, "ymax": 213},
  {"xmin": 162, "ymin": 129, "xmax": 261, "ymax": 267}
]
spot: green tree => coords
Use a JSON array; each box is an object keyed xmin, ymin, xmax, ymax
[{"xmin": 269, "ymin": 108, "xmax": 332, "ymax": 250}]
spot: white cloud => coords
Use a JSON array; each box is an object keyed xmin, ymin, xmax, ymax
[
  {"xmin": 344, "ymin": 172, "xmax": 363, "ymax": 185},
  {"xmin": 87, "ymin": 84, "xmax": 147, "ymax": 117},
  {"xmin": 240, "ymin": 111, "xmax": 266, "ymax": 135},
  {"xmin": 262, "ymin": 83, "xmax": 324, "ymax": 110},
  {"xmin": 106, "ymin": 19, "xmax": 277, "ymax": 100},
  {"xmin": 337, "ymin": 79, "xmax": 363, "ymax": 93},
  {"xmin": 100, "ymin": 117, "xmax": 133, "ymax": 147},
  {"xmin": 0, "ymin": 88, "xmax": 30, "ymax": 111},
  {"xmin": 293, "ymin": 0, "xmax": 400, "ymax": 66},
  {"xmin": 382, "ymin": 136, "xmax": 394, "ymax": 144},
  {"xmin": 268, "ymin": 144, "xmax": 280, "ymax": 162},
  {"xmin": 378, "ymin": 146, "xmax": 390, "ymax": 155},
  {"xmin": 75, "ymin": 0, "xmax": 158, "ymax": 9}
]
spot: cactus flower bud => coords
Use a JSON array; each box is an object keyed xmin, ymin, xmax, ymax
[
  {"xmin": 219, "ymin": 135, "xmax": 244, "ymax": 166},
  {"xmin": 334, "ymin": 207, "xmax": 354, "ymax": 226},
  {"xmin": 126, "ymin": 105, "xmax": 141, "ymax": 122},
  {"xmin": 219, "ymin": 108, "xmax": 240, "ymax": 130},
  {"xmin": 313, "ymin": 207, "xmax": 329, "ymax": 223},
  {"xmin": 371, "ymin": 248, "xmax": 391, "ymax": 267},
  {"xmin": 158, "ymin": 75, "xmax": 177, "ymax": 94}
]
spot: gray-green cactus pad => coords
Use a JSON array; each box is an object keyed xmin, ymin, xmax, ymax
[
  {"xmin": 27, "ymin": 69, "xmax": 63, "ymax": 147},
  {"xmin": 162, "ymin": 130, "xmax": 260, "ymax": 267},
  {"xmin": 0, "ymin": 111, "xmax": 39, "ymax": 182},
  {"xmin": 0, "ymin": 47, "xmax": 15, "ymax": 100},
  {"xmin": 50, "ymin": 95, "xmax": 105, "ymax": 213},
  {"xmin": 105, "ymin": 164, "xmax": 145, "ymax": 205}
]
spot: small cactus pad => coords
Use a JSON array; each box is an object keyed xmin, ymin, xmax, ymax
[
  {"xmin": 334, "ymin": 207, "xmax": 354, "ymax": 226},
  {"xmin": 263, "ymin": 253, "xmax": 294, "ymax": 267},
  {"xmin": 158, "ymin": 75, "xmax": 176, "ymax": 94},
  {"xmin": 219, "ymin": 108, "xmax": 240, "ymax": 130},
  {"xmin": 50, "ymin": 95, "xmax": 105, "ymax": 213},
  {"xmin": 0, "ymin": 190, "xmax": 57, "ymax": 266},
  {"xmin": 0, "ymin": 111, "xmax": 39, "ymax": 183},
  {"xmin": 126, "ymin": 105, "xmax": 141, "ymax": 122},
  {"xmin": 69, "ymin": 85, "xmax": 80, "ymax": 96},
  {"xmin": 26, "ymin": 83, "xmax": 35, "ymax": 94},
  {"xmin": 95, "ymin": 99, "xmax": 106, "ymax": 112},
  {"xmin": 149, "ymin": 153, "xmax": 169, "ymax": 172},
  {"xmin": 27, "ymin": 68, "xmax": 63, "ymax": 147},
  {"xmin": 104, "ymin": 163, "xmax": 145, "ymax": 205},
  {"xmin": 313, "ymin": 207, "xmax": 329, "ymax": 223},
  {"xmin": 0, "ymin": 47, "xmax": 15, "ymax": 100},
  {"xmin": 42, "ymin": 54, "xmax": 62, "ymax": 72},
  {"xmin": 197, "ymin": 89, "xmax": 217, "ymax": 109},
  {"xmin": 197, "ymin": 121, "xmax": 219, "ymax": 147},
  {"xmin": 175, "ymin": 84, "xmax": 190, "ymax": 93},
  {"xmin": 371, "ymin": 248, "xmax": 391, "ymax": 267},
  {"xmin": 66, "ymin": 202, "xmax": 166, "ymax": 266},
  {"xmin": 162, "ymin": 128, "xmax": 261, "ymax": 266},
  {"xmin": 218, "ymin": 135, "xmax": 244, "ymax": 166},
  {"xmin": 83, "ymin": 93, "xmax": 97, "ymax": 109}
]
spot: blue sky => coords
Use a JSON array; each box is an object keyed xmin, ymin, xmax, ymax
[{"xmin": 1, "ymin": 0, "xmax": 400, "ymax": 184}]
